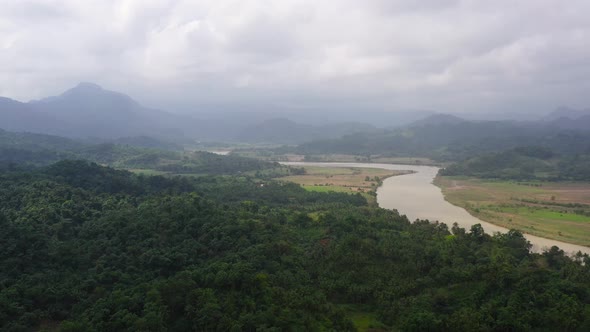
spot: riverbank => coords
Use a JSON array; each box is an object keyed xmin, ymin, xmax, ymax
[
  {"xmin": 283, "ymin": 162, "xmax": 590, "ymax": 255},
  {"xmin": 434, "ymin": 175, "xmax": 590, "ymax": 247},
  {"xmin": 233, "ymin": 150, "xmax": 441, "ymax": 166},
  {"xmin": 278, "ymin": 165, "xmax": 412, "ymax": 205}
]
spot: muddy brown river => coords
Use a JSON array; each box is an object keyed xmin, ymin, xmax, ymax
[{"xmin": 283, "ymin": 162, "xmax": 590, "ymax": 255}]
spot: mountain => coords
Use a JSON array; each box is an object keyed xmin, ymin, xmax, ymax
[
  {"xmin": 1, "ymin": 83, "xmax": 380, "ymax": 142},
  {"xmin": 543, "ymin": 106, "xmax": 590, "ymax": 122},
  {"xmin": 293, "ymin": 117, "xmax": 590, "ymax": 161},
  {"xmin": 0, "ymin": 97, "xmax": 60, "ymax": 133},
  {"xmin": 236, "ymin": 118, "xmax": 376, "ymax": 144},
  {"xmin": 1, "ymin": 83, "xmax": 202, "ymax": 140},
  {"xmin": 538, "ymin": 107, "xmax": 590, "ymax": 131}
]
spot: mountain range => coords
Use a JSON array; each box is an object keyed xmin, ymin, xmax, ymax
[
  {"xmin": 0, "ymin": 83, "xmax": 380, "ymax": 143},
  {"xmin": 1, "ymin": 83, "xmax": 588, "ymax": 144},
  {"xmin": 541, "ymin": 106, "xmax": 590, "ymax": 130},
  {"xmin": 0, "ymin": 82, "xmax": 201, "ymax": 140}
]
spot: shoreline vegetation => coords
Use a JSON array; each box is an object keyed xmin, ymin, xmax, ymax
[
  {"xmin": 230, "ymin": 150, "xmax": 442, "ymax": 167},
  {"xmin": 278, "ymin": 165, "xmax": 414, "ymax": 205},
  {"xmin": 435, "ymin": 175, "xmax": 590, "ymax": 247},
  {"xmin": 4, "ymin": 160, "xmax": 590, "ymax": 330}
]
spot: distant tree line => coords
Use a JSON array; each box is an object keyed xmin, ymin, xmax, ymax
[{"xmin": 441, "ymin": 146, "xmax": 590, "ymax": 181}]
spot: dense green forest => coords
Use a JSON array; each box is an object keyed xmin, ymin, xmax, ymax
[
  {"xmin": 286, "ymin": 122, "xmax": 590, "ymax": 162},
  {"xmin": 0, "ymin": 129, "xmax": 278, "ymax": 175},
  {"xmin": 2, "ymin": 160, "xmax": 590, "ymax": 331},
  {"xmin": 277, "ymin": 120, "xmax": 590, "ymax": 182},
  {"xmin": 440, "ymin": 146, "xmax": 590, "ymax": 181}
]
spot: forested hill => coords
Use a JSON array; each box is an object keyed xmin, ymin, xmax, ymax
[
  {"xmin": 440, "ymin": 146, "xmax": 590, "ymax": 181},
  {"xmin": 0, "ymin": 83, "xmax": 203, "ymax": 140},
  {"xmin": 2, "ymin": 160, "xmax": 590, "ymax": 331},
  {"xmin": 292, "ymin": 119, "xmax": 590, "ymax": 161},
  {"xmin": 0, "ymin": 129, "xmax": 278, "ymax": 175}
]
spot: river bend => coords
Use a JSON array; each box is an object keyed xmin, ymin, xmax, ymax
[{"xmin": 283, "ymin": 162, "xmax": 590, "ymax": 255}]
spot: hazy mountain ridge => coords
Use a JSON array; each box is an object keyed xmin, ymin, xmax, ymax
[
  {"xmin": 1, "ymin": 83, "xmax": 382, "ymax": 142},
  {"xmin": 537, "ymin": 106, "xmax": 590, "ymax": 131},
  {"xmin": 543, "ymin": 106, "xmax": 590, "ymax": 121},
  {"xmin": 293, "ymin": 113, "xmax": 590, "ymax": 161},
  {"xmin": 0, "ymin": 128, "xmax": 185, "ymax": 167},
  {"xmin": 0, "ymin": 96, "xmax": 61, "ymax": 133},
  {"xmin": 0, "ymin": 127, "xmax": 278, "ymax": 176},
  {"xmin": 2, "ymin": 83, "xmax": 589, "ymax": 144},
  {"xmin": 1, "ymin": 83, "xmax": 202, "ymax": 140},
  {"xmin": 236, "ymin": 118, "xmax": 376, "ymax": 144}
]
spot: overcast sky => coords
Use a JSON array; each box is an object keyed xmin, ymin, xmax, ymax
[{"xmin": 1, "ymin": 0, "xmax": 589, "ymax": 114}]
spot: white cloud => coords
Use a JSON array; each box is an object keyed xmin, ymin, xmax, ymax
[{"xmin": 1, "ymin": 0, "xmax": 589, "ymax": 113}]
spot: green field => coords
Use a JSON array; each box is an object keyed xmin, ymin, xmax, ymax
[
  {"xmin": 230, "ymin": 149, "xmax": 440, "ymax": 166},
  {"xmin": 435, "ymin": 176, "xmax": 590, "ymax": 246},
  {"xmin": 333, "ymin": 305, "xmax": 388, "ymax": 332},
  {"xmin": 280, "ymin": 166, "xmax": 410, "ymax": 205}
]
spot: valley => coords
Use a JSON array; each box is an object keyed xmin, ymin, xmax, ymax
[
  {"xmin": 436, "ymin": 176, "xmax": 590, "ymax": 246},
  {"xmin": 3, "ymin": 97, "xmax": 590, "ymax": 330},
  {"xmin": 5, "ymin": 3, "xmax": 590, "ymax": 330}
]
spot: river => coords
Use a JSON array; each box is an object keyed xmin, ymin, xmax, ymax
[{"xmin": 283, "ymin": 161, "xmax": 590, "ymax": 255}]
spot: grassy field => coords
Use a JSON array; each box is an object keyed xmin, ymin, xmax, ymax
[
  {"xmin": 279, "ymin": 154, "xmax": 438, "ymax": 165},
  {"xmin": 339, "ymin": 305, "xmax": 388, "ymax": 331},
  {"xmin": 231, "ymin": 149, "xmax": 440, "ymax": 165},
  {"xmin": 435, "ymin": 176, "xmax": 590, "ymax": 246},
  {"xmin": 279, "ymin": 166, "xmax": 411, "ymax": 205}
]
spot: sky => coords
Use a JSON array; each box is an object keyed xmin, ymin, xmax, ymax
[{"xmin": 1, "ymin": 0, "xmax": 590, "ymax": 115}]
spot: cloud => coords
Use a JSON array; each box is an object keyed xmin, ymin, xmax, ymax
[{"xmin": 1, "ymin": 0, "xmax": 589, "ymax": 113}]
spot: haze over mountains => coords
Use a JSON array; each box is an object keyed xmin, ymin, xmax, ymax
[
  {"xmin": 1, "ymin": 82, "xmax": 589, "ymax": 145},
  {"xmin": 0, "ymin": 83, "xmax": 383, "ymax": 143},
  {"xmin": 236, "ymin": 118, "xmax": 376, "ymax": 144},
  {"xmin": 0, "ymin": 83, "xmax": 200, "ymax": 140},
  {"xmin": 541, "ymin": 106, "xmax": 590, "ymax": 130}
]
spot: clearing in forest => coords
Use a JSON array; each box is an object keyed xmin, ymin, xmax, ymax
[
  {"xmin": 435, "ymin": 176, "xmax": 590, "ymax": 246},
  {"xmin": 280, "ymin": 166, "xmax": 411, "ymax": 205}
]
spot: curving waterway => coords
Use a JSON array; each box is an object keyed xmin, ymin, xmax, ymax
[{"xmin": 283, "ymin": 162, "xmax": 590, "ymax": 255}]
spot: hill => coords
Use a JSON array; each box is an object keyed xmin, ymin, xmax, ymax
[
  {"xmin": 1, "ymin": 83, "xmax": 201, "ymax": 140},
  {"xmin": 408, "ymin": 113, "xmax": 467, "ymax": 127},
  {"xmin": 543, "ymin": 106, "xmax": 590, "ymax": 122},
  {"xmin": 441, "ymin": 146, "xmax": 590, "ymax": 181},
  {"xmin": 0, "ymin": 129, "xmax": 279, "ymax": 175},
  {"xmin": 540, "ymin": 106, "xmax": 590, "ymax": 131},
  {"xmin": 292, "ymin": 116, "xmax": 590, "ymax": 161},
  {"xmin": 0, "ymin": 97, "xmax": 61, "ymax": 133}
]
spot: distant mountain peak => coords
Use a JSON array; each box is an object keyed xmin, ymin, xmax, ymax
[
  {"xmin": 60, "ymin": 82, "xmax": 108, "ymax": 98},
  {"xmin": 73, "ymin": 82, "xmax": 103, "ymax": 90},
  {"xmin": 409, "ymin": 113, "xmax": 466, "ymax": 127},
  {"xmin": 34, "ymin": 82, "xmax": 141, "ymax": 109}
]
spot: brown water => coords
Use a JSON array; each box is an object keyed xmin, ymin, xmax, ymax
[{"xmin": 283, "ymin": 162, "xmax": 590, "ymax": 255}]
